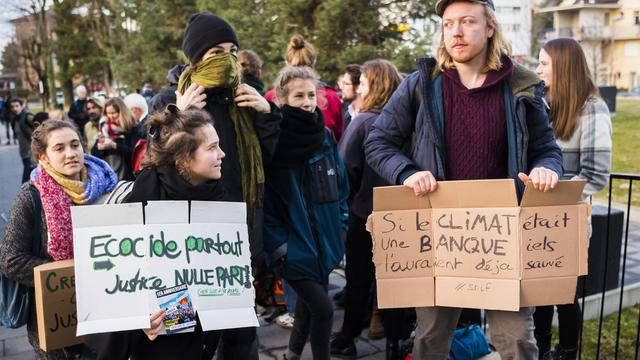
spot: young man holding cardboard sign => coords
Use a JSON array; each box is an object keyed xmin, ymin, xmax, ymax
[{"xmin": 365, "ymin": 0, "xmax": 563, "ymax": 359}]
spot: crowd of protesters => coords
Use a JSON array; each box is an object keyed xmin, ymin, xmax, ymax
[{"xmin": 0, "ymin": 0, "xmax": 614, "ymax": 359}]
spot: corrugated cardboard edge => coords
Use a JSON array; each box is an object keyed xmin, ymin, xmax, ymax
[
  {"xmin": 579, "ymin": 203, "xmax": 591, "ymax": 276},
  {"xmin": 373, "ymin": 186, "xmax": 431, "ymax": 211},
  {"xmin": 33, "ymin": 259, "xmax": 83, "ymax": 352},
  {"xmin": 429, "ymin": 179, "xmax": 517, "ymax": 208},
  {"xmin": 520, "ymin": 277, "xmax": 577, "ymax": 307},
  {"xmin": 520, "ymin": 180, "xmax": 586, "ymax": 207},
  {"xmin": 377, "ymin": 277, "xmax": 435, "ymax": 309}
]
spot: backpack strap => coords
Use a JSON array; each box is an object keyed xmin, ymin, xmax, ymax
[
  {"xmin": 29, "ymin": 186, "xmax": 43, "ymax": 257},
  {"xmin": 411, "ymin": 81, "xmax": 422, "ymax": 119}
]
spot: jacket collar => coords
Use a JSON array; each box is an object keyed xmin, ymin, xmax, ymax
[{"xmin": 417, "ymin": 56, "xmax": 543, "ymax": 100}]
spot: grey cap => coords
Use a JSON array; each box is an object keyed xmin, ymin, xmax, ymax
[{"xmin": 435, "ymin": 0, "xmax": 495, "ymax": 17}]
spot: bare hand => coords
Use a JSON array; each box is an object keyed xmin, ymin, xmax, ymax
[
  {"xmin": 518, "ymin": 167, "xmax": 559, "ymax": 192},
  {"xmin": 98, "ymin": 138, "xmax": 116, "ymax": 151},
  {"xmin": 403, "ymin": 171, "xmax": 438, "ymax": 196},
  {"xmin": 142, "ymin": 309, "xmax": 165, "ymax": 341},
  {"xmin": 235, "ymin": 84, "xmax": 270, "ymax": 113},
  {"xmin": 175, "ymin": 84, "xmax": 206, "ymax": 110}
]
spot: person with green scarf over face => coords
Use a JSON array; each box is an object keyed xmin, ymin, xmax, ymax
[{"xmin": 175, "ymin": 11, "xmax": 281, "ymax": 360}]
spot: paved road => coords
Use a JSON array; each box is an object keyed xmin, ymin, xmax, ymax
[{"xmin": 0, "ymin": 124, "xmax": 32, "ymax": 359}]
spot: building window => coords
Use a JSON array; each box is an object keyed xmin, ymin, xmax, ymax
[
  {"xmin": 634, "ymin": 11, "xmax": 639, "ymax": 25},
  {"xmin": 605, "ymin": 13, "xmax": 610, "ymax": 26},
  {"xmin": 625, "ymin": 43, "xmax": 638, "ymax": 57}
]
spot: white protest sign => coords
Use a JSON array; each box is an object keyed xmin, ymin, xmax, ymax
[
  {"xmin": 72, "ymin": 201, "xmax": 258, "ymax": 336},
  {"xmin": 189, "ymin": 201, "xmax": 257, "ymax": 331},
  {"xmin": 72, "ymin": 203, "xmax": 150, "ymax": 336}
]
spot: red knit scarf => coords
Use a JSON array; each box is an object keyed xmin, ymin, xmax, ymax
[{"xmin": 32, "ymin": 169, "xmax": 75, "ymax": 260}]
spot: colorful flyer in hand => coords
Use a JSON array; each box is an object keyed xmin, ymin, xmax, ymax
[{"xmin": 156, "ymin": 284, "xmax": 197, "ymax": 334}]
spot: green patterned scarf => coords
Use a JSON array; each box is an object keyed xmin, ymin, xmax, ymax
[{"xmin": 178, "ymin": 53, "xmax": 265, "ymax": 224}]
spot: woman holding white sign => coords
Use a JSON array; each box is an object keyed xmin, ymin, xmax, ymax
[
  {"xmin": 534, "ymin": 37, "xmax": 612, "ymax": 360},
  {"xmin": 89, "ymin": 105, "xmax": 229, "ymax": 360},
  {"xmin": 262, "ymin": 66, "xmax": 349, "ymax": 360},
  {"xmin": 0, "ymin": 120, "xmax": 118, "ymax": 359}
]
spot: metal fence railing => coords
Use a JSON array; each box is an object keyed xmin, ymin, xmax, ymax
[{"xmin": 578, "ymin": 173, "xmax": 640, "ymax": 359}]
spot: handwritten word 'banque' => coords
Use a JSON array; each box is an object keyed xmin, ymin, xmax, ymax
[{"xmin": 436, "ymin": 235, "xmax": 509, "ymax": 256}]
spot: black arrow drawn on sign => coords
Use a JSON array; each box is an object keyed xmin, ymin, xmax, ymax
[{"xmin": 94, "ymin": 259, "xmax": 115, "ymax": 271}]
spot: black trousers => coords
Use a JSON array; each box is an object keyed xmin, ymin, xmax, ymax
[
  {"xmin": 22, "ymin": 157, "xmax": 33, "ymax": 183},
  {"xmin": 533, "ymin": 296, "xmax": 581, "ymax": 353},
  {"xmin": 341, "ymin": 213, "xmax": 376, "ymax": 339},
  {"xmin": 204, "ymin": 327, "xmax": 259, "ymax": 359},
  {"xmin": 287, "ymin": 279, "xmax": 333, "ymax": 359}
]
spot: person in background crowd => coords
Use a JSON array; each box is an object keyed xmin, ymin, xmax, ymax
[
  {"xmin": 141, "ymin": 82, "xmax": 155, "ymax": 105},
  {"xmin": 264, "ymin": 35, "xmax": 345, "ymax": 326},
  {"xmin": 68, "ymin": 85, "xmax": 89, "ymax": 140},
  {"xmin": 124, "ymin": 93, "xmax": 151, "ymax": 173},
  {"xmin": 48, "ymin": 109, "xmax": 68, "ymax": 121},
  {"xmin": 0, "ymin": 120, "xmax": 117, "ymax": 359},
  {"xmin": 335, "ymin": 73, "xmax": 345, "ymax": 98},
  {"xmin": 341, "ymin": 64, "xmax": 363, "ymax": 130},
  {"xmin": 533, "ymin": 37, "xmax": 612, "ymax": 360},
  {"xmin": 148, "ymin": 65, "xmax": 187, "ymax": 114},
  {"xmin": 365, "ymin": 0, "xmax": 563, "ymax": 358},
  {"xmin": 331, "ymin": 59, "xmax": 403, "ymax": 359},
  {"xmin": 32, "ymin": 112, "xmax": 49, "ymax": 126},
  {"xmin": 89, "ymin": 106, "xmax": 226, "ymax": 360},
  {"xmin": 239, "ymin": 50, "xmax": 265, "ymax": 95},
  {"xmin": 0, "ymin": 96, "xmax": 4, "ymax": 144},
  {"xmin": 265, "ymin": 34, "xmax": 344, "ymax": 141},
  {"xmin": 263, "ymin": 65, "xmax": 349, "ymax": 360},
  {"xmin": 172, "ymin": 11, "xmax": 281, "ymax": 358},
  {"xmin": 10, "ymin": 98, "xmax": 35, "ymax": 183},
  {"xmin": 2, "ymin": 94, "xmax": 16, "ymax": 145},
  {"xmin": 91, "ymin": 97, "xmax": 139, "ymax": 181},
  {"xmin": 84, "ymin": 97, "xmax": 105, "ymax": 150},
  {"xmin": 124, "ymin": 93, "xmax": 149, "ymax": 133}
]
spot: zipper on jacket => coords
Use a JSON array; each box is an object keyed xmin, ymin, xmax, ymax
[{"xmin": 302, "ymin": 156, "xmax": 326, "ymax": 280}]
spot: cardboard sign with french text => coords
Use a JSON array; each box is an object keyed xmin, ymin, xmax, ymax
[
  {"xmin": 370, "ymin": 179, "xmax": 589, "ymax": 311},
  {"xmin": 33, "ymin": 260, "xmax": 83, "ymax": 352}
]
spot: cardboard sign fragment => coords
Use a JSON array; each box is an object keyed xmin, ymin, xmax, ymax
[{"xmin": 34, "ymin": 260, "xmax": 83, "ymax": 352}]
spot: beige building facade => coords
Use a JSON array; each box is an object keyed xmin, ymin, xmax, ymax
[{"xmin": 540, "ymin": 0, "xmax": 640, "ymax": 90}]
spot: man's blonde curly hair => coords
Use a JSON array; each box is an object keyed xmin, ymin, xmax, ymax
[{"xmin": 436, "ymin": 3, "xmax": 512, "ymax": 73}]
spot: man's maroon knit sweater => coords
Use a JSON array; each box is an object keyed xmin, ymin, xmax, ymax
[{"xmin": 442, "ymin": 57, "xmax": 514, "ymax": 180}]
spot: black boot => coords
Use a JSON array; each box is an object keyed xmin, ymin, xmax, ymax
[
  {"xmin": 386, "ymin": 339, "xmax": 400, "ymax": 360},
  {"xmin": 537, "ymin": 332, "xmax": 553, "ymax": 360},
  {"xmin": 555, "ymin": 345, "xmax": 577, "ymax": 360},
  {"xmin": 330, "ymin": 332, "xmax": 356, "ymax": 359}
]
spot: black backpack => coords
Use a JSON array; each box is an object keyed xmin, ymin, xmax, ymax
[{"xmin": 0, "ymin": 186, "xmax": 43, "ymax": 328}]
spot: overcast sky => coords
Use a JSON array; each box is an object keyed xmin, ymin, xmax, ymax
[{"xmin": 0, "ymin": 0, "xmax": 43, "ymax": 72}]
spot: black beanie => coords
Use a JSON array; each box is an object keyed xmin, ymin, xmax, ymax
[{"xmin": 182, "ymin": 12, "xmax": 239, "ymax": 64}]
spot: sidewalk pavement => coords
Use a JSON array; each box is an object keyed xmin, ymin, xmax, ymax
[
  {"xmin": 0, "ymin": 273, "xmax": 387, "ymax": 360},
  {"xmin": 0, "ymin": 271, "xmax": 506, "ymax": 359}
]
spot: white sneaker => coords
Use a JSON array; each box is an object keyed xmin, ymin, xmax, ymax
[{"xmin": 276, "ymin": 313, "xmax": 295, "ymax": 329}]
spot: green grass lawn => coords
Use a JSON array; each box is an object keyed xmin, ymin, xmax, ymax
[
  {"xmin": 594, "ymin": 99, "xmax": 640, "ymax": 206},
  {"xmin": 561, "ymin": 305, "xmax": 640, "ymax": 359}
]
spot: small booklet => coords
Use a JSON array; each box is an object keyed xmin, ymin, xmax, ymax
[{"xmin": 156, "ymin": 284, "xmax": 197, "ymax": 334}]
